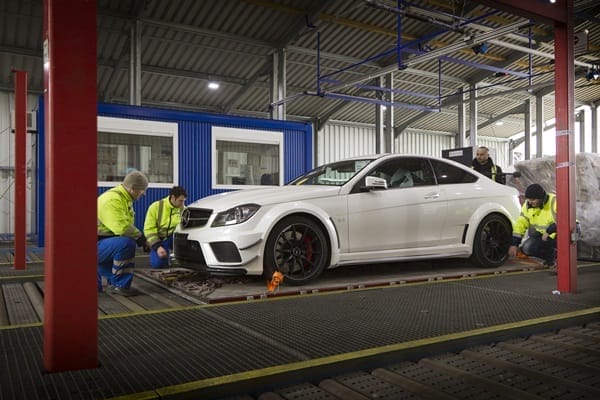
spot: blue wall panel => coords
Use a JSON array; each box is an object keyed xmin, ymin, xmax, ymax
[{"xmin": 37, "ymin": 100, "xmax": 312, "ymax": 246}]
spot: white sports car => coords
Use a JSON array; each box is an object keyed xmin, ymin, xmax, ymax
[{"xmin": 172, "ymin": 154, "xmax": 521, "ymax": 285}]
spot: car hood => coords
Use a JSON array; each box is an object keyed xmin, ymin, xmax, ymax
[{"xmin": 187, "ymin": 185, "xmax": 342, "ymax": 210}]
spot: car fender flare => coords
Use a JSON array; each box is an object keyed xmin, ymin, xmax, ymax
[
  {"xmin": 257, "ymin": 202, "xmax": 341, "ymax": 266},
  {"xmin": 463, "ymin": 202, "xmax": 515, "ymax": 247}
]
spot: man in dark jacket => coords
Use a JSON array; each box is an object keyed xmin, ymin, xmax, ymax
[{"xmin": 471, "ymin": 146, "xmax": 504, "ymax": 183}]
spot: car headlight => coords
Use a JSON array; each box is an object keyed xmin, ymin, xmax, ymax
[{"xmin": 211, "ymin": 204, "xmax": 260, "ymax": 227}]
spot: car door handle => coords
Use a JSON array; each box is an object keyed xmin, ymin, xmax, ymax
[{"xmin": 423, "ymin": 192, "xmax": 439, "ymax": 199}]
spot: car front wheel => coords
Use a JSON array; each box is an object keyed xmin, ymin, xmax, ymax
[
  {"xmin": 264, "ymin": 216, "xmax": 329, "ymax": 286},
  {"xmin": 470, "ymin": 214, "xmax": 512, "ymax": 267}
]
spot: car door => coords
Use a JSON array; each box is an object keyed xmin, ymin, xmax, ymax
[
  {"xmin": 428, "ymin": 158, "xmax": 480, "ymax": 246},
  {"xmin": 346, "ymin": 157, "xmax": 446, "ymax": 254}
]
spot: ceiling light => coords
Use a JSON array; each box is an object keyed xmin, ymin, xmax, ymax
[
  {"xmin": 207, "ymin": 81, "xmax": 220, "ymax": 90},
  {"xmin": 495, "ymin": 121, "xmax": 504, "ymax": 126}
]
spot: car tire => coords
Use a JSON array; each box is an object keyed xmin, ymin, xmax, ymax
[
  {"xmin": 470, "ymin": 213, "xmax": 512, "ymax": 268},
  {"xmin": 264, "ymin": 215, "xmax": 329, "ymax": 286}
]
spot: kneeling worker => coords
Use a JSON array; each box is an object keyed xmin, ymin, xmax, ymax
[
  {"xmin": 97, "ymin": 171, "xmax": 149, "ymax": 296},
  {"xmin": 508, "ymin": 183, "xmax": 557, "ymax": 268},
  {"xmin": 144, "ymin": 186, "xmax": 187, "ymax": 268}
]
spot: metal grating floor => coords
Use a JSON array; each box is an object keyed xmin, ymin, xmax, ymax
[{"xmin": 0, "ymin": 267, "xmax": 599, "ymax": 399}]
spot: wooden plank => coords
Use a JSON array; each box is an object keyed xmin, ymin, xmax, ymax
[
  {"xmin": 132, "ymin": 276, "xmax": 197, "ymax": 308},
  {"xmin": 23, "ymin": 282, "xmax": 44, "ymax": 321},
  {"xmin": 97, "ymin": 292, "xmax": 131, "ymax": 315},
  {"xmin": 105, "ymin": 293, "xmax": 146, "ymax": 313},
  {"xmin": 2, "ymin": 283, "xmax": 39, "ymax": 324},
  {"xmin": 0, "ymin": 286, "xmax": 9, "ymax": 326}
]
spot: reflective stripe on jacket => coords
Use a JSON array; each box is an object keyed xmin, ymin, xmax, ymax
[
  {"xmin": 97, "ymin": 185, "xmax": 143, "ymax": 240},
  {"xmin": 471, "ymin": 158, "xmax": 502, "ymax": 182},
  {"xmin": 143, "ymin": 196, "xmax": 182, "ymax": 247},
  {"xmin": 512, "ymin": 193, "xmax": 557, "ymax": 240}
]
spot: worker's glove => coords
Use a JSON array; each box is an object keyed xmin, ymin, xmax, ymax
[
  {"xmin": 510, "ymin": 235, "xmax": 522, "ymax": 247},
  {"xmin": 136, "ymin": 234, "xmax": 147, "ymax": 248}
]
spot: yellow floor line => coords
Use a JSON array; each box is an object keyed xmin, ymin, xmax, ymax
[{"xmin": 107, "ymin": 307, "xmax": 600, "ymax": 400}]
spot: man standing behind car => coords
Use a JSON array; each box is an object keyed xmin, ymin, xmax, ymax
[
  {"xmin": 508, "ymin": 183, "xmax": 557, "ymax": 269},
  {"xmin": 97, "ymin": 171, "xmax": 149, "ymax": 296},
  {"xmin": 144, "ymin": 186, "xmax": 187, "ymax": 268},
  {"xmin": 472, "ymin": 146, "xmax": 504, "ymax": 183}
]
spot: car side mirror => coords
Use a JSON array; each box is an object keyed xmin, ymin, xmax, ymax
[{"xmin": 363, "ymin": 176, "xmax": 388, "ymax": 191}]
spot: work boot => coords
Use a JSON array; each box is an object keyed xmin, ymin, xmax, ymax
[
  {"xmin": 107, "ymin": 286, "xmax": 140, "ymax": 297},
  {"xmin": 543, "ymin": 260, "xmax": 557, "ymax": 274}
]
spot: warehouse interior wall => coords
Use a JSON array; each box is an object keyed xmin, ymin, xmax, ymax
[{"xmin": 0, "ymin": 92, "xmax": 39, "ymax": 239}]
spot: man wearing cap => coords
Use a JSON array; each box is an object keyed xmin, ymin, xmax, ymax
[
  {"xmin": 471, "ymin": 146, "xmax": 505, "ymax": 184},
  {"xmin": 508, "ymin": 183, "xmax": 557, "ymax": 268},
  {"xmin": 144, "ymin": 186, "xmax": 187, "ymax": 268},
  {"xmin": 97, "ymin": 170, "xmax": 149, "ymax": 296}
]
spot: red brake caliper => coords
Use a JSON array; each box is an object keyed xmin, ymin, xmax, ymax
[{"xmin": 303, "ymin": 234, "xmax": 313, "ymax": 269}]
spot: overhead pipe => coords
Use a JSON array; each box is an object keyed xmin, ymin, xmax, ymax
[
  {"xmin": 488, "ymin": 38, "xmax": 594, "ymax": 68},
  {"xmin": 304, "ymin": 91, "xmax": 441, "ymax": 112},
  {"xmin": 321, "ymin": 20, "xmax": 531, "ymax": 95},
  {"xmin": 320, "ymin": 77, "xmax": 439, "ymax": 99}
]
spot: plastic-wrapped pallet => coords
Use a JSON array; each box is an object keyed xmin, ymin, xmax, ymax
[{"xmin": 507, "ymin": 152, "xmax": 600, "ymax": 261}]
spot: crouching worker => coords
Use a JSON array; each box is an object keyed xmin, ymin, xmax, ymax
[
  {"xmin": 97, "ymin": 171, "xmax": 149, "ymax": 296},
  {"xmin": 508, "ymin": 183, "xmax": 557, "ymax": 268},
  {"xmin": 144, "ymin": 186, "xmax": 187, "ymax": 268}
]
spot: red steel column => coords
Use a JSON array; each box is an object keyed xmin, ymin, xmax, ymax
[
  {"xmin": 43, "ymin": 0, "xmax": 98, "ymax": 371},
  {"xmin": 554, "ymin": 0, "xmax": 577, "ymax": 293},
  {"xmin": 13, "ymin": 70, "xmax": 27, "ymax": 270}
]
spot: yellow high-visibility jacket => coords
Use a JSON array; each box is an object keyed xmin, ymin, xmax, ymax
[
  {"xmin": 143, "ymin": 196, "xmax": 182, "ymax": 248},
  {"xmin": 512, "ymin": 193, "xmax": 557, "ymax": 241},
  {"xmin": 97, "ymin": 185, "xmax": 143, "ymax": 240}
]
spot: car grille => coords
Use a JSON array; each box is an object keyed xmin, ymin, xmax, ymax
[
  {"xmin": 173, "ymin": 233, "xmax": 206, "ymax": 265},
  {"xmin": 180, "ymin": 207, "xmax": 212, "ymax": 229}
]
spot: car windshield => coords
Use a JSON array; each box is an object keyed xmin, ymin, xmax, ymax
[{"xmin": 289, "ymin": 159, "xmax": 374, "ymax": 186}]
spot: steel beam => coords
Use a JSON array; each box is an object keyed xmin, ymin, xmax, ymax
[
  {"xmin": 553, "ymin": 0, "xmax": 577, "ymax": 293},
  {"xmin": 43, "ymin": 0, "xmax": 98, "ymax": 371},
  {"xmin": 13, "ymin": 70, "xmax": 27, "ymax": 271}
]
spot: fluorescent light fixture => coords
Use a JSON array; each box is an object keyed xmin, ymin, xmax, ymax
[
  {"xmin": 495, "ymin": 120, "xmax": 504, "ymax": 126},
  {"xmin": 207, "ymin": 81, "xmax": 220, "ymax": 90}
]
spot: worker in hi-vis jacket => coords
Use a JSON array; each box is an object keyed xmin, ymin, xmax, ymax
[
  {"xmin": 144, "ymin": 186, "xmax": 187, "ymax": 268},
  {"xmin": 97, "ymin": 171, "xmax": 149, "ymax": 296}
]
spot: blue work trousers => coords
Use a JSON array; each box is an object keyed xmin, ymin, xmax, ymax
[
  {"xmin": 521, "ymin": 236, "xmax": 556, "ymax": 264},
  {"xmin": 150, "ymin": 235, "xmax": 173, "ymax": 268},
  {"xmin": 98, "ymin": 236, "xmax": 136, "ymax": 290}
]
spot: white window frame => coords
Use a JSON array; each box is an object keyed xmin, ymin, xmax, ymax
[
  {"xmin": 97, "ymin": 116, "xmax": 178, "ymax": 188},
  {"xmin": 211, "ymin": 126, "xmax": 284, "ymax": 189}
]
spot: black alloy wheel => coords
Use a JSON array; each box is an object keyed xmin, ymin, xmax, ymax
[
  {"xmin": 470, "ymin": 214, "xmax": 512, "ymax": 267},
  {"xmin": 264, "ymin": 216, "xmax": 329, "ymax": 285}
]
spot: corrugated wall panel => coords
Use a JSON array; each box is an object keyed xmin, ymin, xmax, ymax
[
  {"xmin": 318, "ymin": 123, "xmax": 466, "ymax": 164},
  {"xmin": 476, "ymin": 137, "xmax": 510, "ymax": 169},
  {"xmin": 395, "ymin": 130, "xmax": 455, "ymax": 158},
  {"xmin": 318, "ymin": 122, "xmax": 375, "ymax": 164},
  {"xmin": 0, "ymin": 92, "xmax": 39, "ymax": 237}
]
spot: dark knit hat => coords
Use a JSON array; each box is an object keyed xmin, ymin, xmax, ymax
[
  {"xmin": 524, "ymin": 183, "xmax": 546, "ymax": 200},
  {"xmin": 123, "ymin": 171, "xmax": 148, "ymax": 191}
]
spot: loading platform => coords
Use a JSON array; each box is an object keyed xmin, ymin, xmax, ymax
[{"xmin": 0, "ymin": 252, "xmax": 599, "ymax": 399}]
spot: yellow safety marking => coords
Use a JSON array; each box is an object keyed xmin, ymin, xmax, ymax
[{"xmin": 104, "ymin": 307, "xmax": 600, "ymax": 400}]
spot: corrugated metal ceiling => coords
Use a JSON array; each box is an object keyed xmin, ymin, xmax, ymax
[{"xmin": 0, "ymin": 0, "xmax": 599, "ymax": 139}]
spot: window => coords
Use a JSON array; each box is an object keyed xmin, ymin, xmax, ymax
[
  {"xmin": 97, "ymin": 117, "xmax": 178, "ymax": 188},
  {"xmin": 212, "ymin": 127, "xmax": 283, "ymax": 188},
  {"xmin": 362, "ymin": 157, "xmax": 436, "ymax": 189},
  {"xmin": 429, "ymin": 159, "xmax": 477, "ymax": 184}
]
